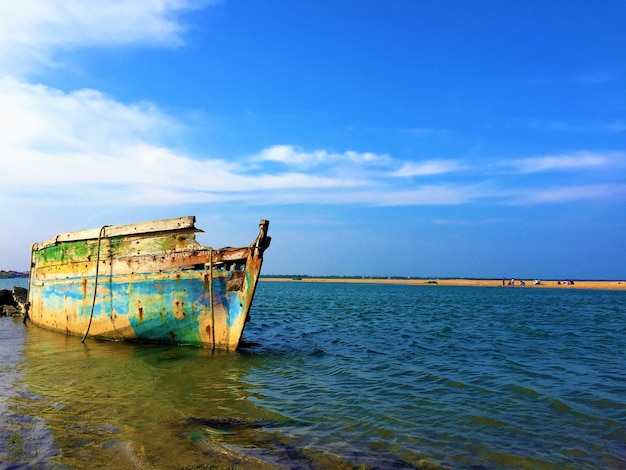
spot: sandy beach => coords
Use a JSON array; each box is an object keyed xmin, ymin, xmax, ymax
[{"xmin": 261, "ymin": 277, "xmax": 626, "ymax": 290}]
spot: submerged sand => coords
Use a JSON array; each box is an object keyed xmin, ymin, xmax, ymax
[{"xmin": 261, "ymin": 277, "xmax": 626, "ymax": 290}]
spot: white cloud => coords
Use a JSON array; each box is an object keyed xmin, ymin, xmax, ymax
[
  {"xmin": 2, "ymin": 74, "xmax": 623, "ymax": 210},
  {"xmin": 1, "ymin": 1, "xmax": 623, "ymax": 216},
  {"xmin": 392, "ymin": 160, "xmax": 464, "ymax": 177},
  {"xmin": 433, "ymin": 218, "xmax": 507, "ymax": 226},
  {"xmin": 527, "ymin": 119, "xmax": 626, "ymax": 133},
  {"xmin": 253, "ymin": 145, "xmax": 391, "ymax": 169},
  {"xmin": 0, "ymin": 79, "xmax": 372, "ymax": 206},
  {"xmin": 241, "ymin": 183, "xmax": 488, "ymax": 206},
  {"xmin": 509, "ymin": 152, "xmax": 617, "ymax": 173},
  {"xmin": 0, "ymin": 76, "xmax": 491, "ymax": 208},
  {"xmin": 0, "ymin": 0, "xmax": 209, "ymax": 76},
  {"xmin": 369, "ymin": 185, "xmax": 482, "ymax": 206},
  {"xmin": 510, "ymin": 184, "xmax": 626, "ymax": 205},
  {"xmin": 0, "ymin": 77, "xmax": 177, "ymax": 152}
]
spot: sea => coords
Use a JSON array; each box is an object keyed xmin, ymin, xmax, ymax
[{"xmin": 1, "ymin": 277, "xmax": 624, "ymax": 469}]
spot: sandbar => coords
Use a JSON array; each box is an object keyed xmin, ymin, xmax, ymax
[{"xmin": 261, "ymin": 277, "xmax": 626, "ymax": 290}]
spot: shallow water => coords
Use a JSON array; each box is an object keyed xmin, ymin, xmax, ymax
[{"xmin": 1, "ymin": 278, "xmax": 625, "ymax": 469}]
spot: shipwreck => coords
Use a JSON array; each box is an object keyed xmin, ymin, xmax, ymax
[{"xmin": 26, "ymin": 216, "xmax": 270, "ymax": 350}]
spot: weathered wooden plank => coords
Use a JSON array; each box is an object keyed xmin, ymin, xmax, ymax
[
  {"xmin": 32, "ymin": 216, "xmax": 199, "ymax": 250},
  {"xmin": 27, "ymin": 217, "xmax": 271, "ymax": 350}
]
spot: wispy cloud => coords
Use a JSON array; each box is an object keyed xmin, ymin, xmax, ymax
[
  {"xmin": 392, "ymin": 160, "xmax": 464, "ymax": 177},
  {"xmin": 401, "ymin": 127, "xmax": 447, "ymax": 136},
  {"xmin": 1, "ymin": 71, "xmax": 623, "ymax": 209},
  {"xmin": 526, "ymin": 119, "xmax": 626, "ymax": 133},
  {"xmin": 253, "ymin": 145, "xmax": 392, "ymax": 170},
  {"xmin": 0, "ymin": 1, "xmax": 624, "ymax": 215},
  {"xmin": 507, "ymin": 152, "xmax": 617, "ymax": 173},
  {"xmin": 511, "ymin": 184, "xmax": 626, "ymax": 205},
  {"xmin": 231, "ymin": 184, "xmax": 488, "ymax": 207},
  {"xmin": 0, "ymin": 77, "xmax": 178, "ymax": 152},
  {"xmin": 0, "ymin": 79, "xmax": 389, "ymax": 207},
  {"xmin": 433, "ymin": 218, "xmax": 508, "ymax": 226},
  {"xmin": 0, "ymin": 0, "xmax": 208, "ymax": 76}
]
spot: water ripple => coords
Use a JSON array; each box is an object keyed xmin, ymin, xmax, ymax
[{"xmin": 2, "ymin": 280, "xmax": 625, "ymax": 469}]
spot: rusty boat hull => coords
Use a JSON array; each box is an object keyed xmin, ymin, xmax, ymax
[{"xmin": 27, "ymin": 217, "xmax": 270, "ymax": 350}]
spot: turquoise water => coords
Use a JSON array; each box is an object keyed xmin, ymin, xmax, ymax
[{"xmin": 1, "ymin": 278, "xmax": 625, "ymax": 469}]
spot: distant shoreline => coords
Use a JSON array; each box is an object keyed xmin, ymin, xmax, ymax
[
  {"xmin": 0, "ymin": 271, "xmax": 29, "ymax": 279},
  {"xmin": 2, "ymin": 272, "xmax": 624, "ymax": 290},
  {"xmin": 261, "ymin": 277, "xmax": 626, "ymax": 290}
]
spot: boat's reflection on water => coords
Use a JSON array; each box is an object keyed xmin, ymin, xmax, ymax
[{"xmin": 9, "ymin": 322, "xmax": 286, "ymax": 469}]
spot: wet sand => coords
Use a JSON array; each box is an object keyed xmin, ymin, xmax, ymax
[{"xmin": 261, "ymin": 277, "xmax": 626, "ymax": 290}]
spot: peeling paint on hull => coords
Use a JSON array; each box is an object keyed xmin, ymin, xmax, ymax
[{"xmin": 27, "ymin": 216, "xmax": 270, "ymax": 350}]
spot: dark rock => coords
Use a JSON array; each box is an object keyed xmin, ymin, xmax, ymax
[
  {"xmin": 0, "ymin": 287, "xmax": 29, "ymax": 316},
  {"xmin": 1, "ymin": 305, "xmax": 21, "ymax": 316},
  {"xmin": 0, "ymin": 289, "xmax": 17, "ymax": 308},
  {"xmin": 12, "ymin": 286, "xmax": 28, "ymax": 313}
]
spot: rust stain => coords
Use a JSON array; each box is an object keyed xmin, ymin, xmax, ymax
[
  {"xmin": 226, "ymin": 274, "xmax": 244, "ymax": 292},
  {"xmin": 173, "ymin": 298, "xmax": 185, "ymax": 320},
  {"xmin": 28, "ymin": 217, "xmax": 270, "ymax": 350}
]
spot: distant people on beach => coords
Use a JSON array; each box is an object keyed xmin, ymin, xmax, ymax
[
  {"xmin": 500, "ymin": 278, "xmax": 536, "ymax": 287},
  {"xmin": 501, "ymin": 278, "xmax": 533, "ymax": 286}
]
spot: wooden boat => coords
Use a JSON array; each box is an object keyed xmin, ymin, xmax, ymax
[{"xmin": 26, "ymin": 216, "xmax": 270, "ymax": 350}]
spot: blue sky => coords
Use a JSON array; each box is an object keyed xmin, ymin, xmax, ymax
[{"xmin": 1, "ymin": 0, "xmax": 625, "ymax": 279}]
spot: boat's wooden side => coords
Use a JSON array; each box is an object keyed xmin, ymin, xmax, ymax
[
  {"xmin": 27, "ymin": 218, "xmax": 270, "ymax": 350},
  {"xmin": 32, "ymin": 216, "xmax": 200, "ymax": 250}
]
